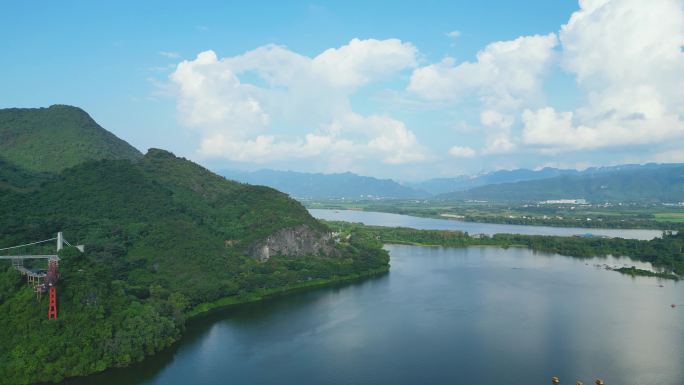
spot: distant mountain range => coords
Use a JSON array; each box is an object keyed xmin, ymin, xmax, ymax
[
  {"xmin": 222, "ymin": 164, "xmax": 684, "ymax": 203},
  {"xmin": 220, "ymin": 169, "xmax": 428, "ymax": 199},
  {"xmin": 408, "ymin": 168, "xmax": 579, "ymax": 195},
  {"xmin": 435, "ymin": 164, "xmax": 684, "ymax": 203}
]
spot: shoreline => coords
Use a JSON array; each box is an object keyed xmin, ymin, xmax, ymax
[
  {"xmin": 187, "ymin": 265, "xmax": 390, "ymax": 319},
  {"xmin": 48, "ymin": 266, "xmax": 390, "ymax": 385}
]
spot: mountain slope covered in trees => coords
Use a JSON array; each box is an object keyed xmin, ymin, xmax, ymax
[
  {"xmin": 0, "ymin": 108, "xmax": 388, "ymax": 384},
  {"xmin": 0, "ymin": 156, "xmax": 51, "ymax": 190},
  {"xmin": 0, "ymin": 105, "xmax": 141, "ymax": 173}
]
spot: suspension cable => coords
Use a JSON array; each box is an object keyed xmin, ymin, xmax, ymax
[{"xmin": 0, "ymin": 238, "xmax": 57, "ymax": 252}]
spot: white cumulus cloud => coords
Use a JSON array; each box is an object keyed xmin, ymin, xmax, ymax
[
  {"xmin": 171, "ymin": 51, "xmax": 270, "ymax": 135},
  {"xmin": 170, "ymin": 39, "xmax": 427, "ymax": 167},
  {"xmin": 408, "ymin": 33, "xmax": 557, "ymax": 156},
  {"xmin": 312, "ymin": 38, "xmax": 418, "ymax": 89},
  {"xmin": 408, "ymin": 33, "xmax": 558, "ymax": 109},
  {"xmin": 480, "ymin": 110, "xmax": 514, "ymax": 129},
  {"xmin": 168, "ymin": 0, "xmax": 684, "ymax": 174},
  {"xmin": 521, "ymin": 0, "xmax": 684, "ymax": 152}
]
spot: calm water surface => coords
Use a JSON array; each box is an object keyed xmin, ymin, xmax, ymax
[
  {"xmin": 65, "ymin": 246, "xmax": 684, "ymax": 385},
  {"xmin": 309, "ymin": 209, "xmax": 665, "ymax": 240}
]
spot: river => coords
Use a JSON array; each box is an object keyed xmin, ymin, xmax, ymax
[
  {"xmin": 309, "ymin": 208, "xmax": 665, "ymax": 240},
  {"xmin": 62, "ymin": 216, "xmax": 684, "ymax": 385}
]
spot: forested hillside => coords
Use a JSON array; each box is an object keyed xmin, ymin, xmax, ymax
[
  {"xmin": 0, "ymin": 105, "xmax": 141, "ymax": 173},
  {"xmin": 0, "ymin": 108, "xmax": 389, "ymax": 384},
  {"xmin": 0, "ymin": 156, "xmax": 50, "ymax": 190}
]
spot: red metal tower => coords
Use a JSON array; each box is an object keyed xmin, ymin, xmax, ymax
[
  {"xmin": 0, "ymin": 231, "xmax": 67, "ymax": 320},
  {"xmin": 48, "ymin": 287, "xmax": 57, "ymax": 319},
  {"xmin": 46, "ymin": 258, "xmax": 59, "ymax": 319}
]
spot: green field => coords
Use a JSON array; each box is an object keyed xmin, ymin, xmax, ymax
[
  {"xmin": 655, "ymin": 212, "xmax": 684, "ymax": 223},
  {"xmin": 305, "ymin": 199, "xmax": 684, "ymax": 230}
]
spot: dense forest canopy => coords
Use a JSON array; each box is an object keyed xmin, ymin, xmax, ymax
[
  {"xmin": 0, "ymin": 106, "xmax": 389, "ymax": 384},
  {"xmin": 0, "ymin": 105, "xmax": 141, "ymax": 173},
  {"xmin": 0, "ymin": 151, "xmax": 390, "ymax": 383}
]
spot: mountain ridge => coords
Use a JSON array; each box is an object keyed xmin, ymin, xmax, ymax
[
  {"xmin": 436, "ymin": 164, "xmax": 684, "ymax": 203},
  {"xmin": 220, "ymin": 169, "xmax": 428, "ymax": 199},
  {"xmin": 0, "ymin": 104, "xmax": 141, "ymax": 173},
  {"xmin": 410, "ymin": 167, "xmax": 579, "ymax": 195},
  {"xmin": 222, "ymin": 164, "xmax": 684, "ymax": 201}
]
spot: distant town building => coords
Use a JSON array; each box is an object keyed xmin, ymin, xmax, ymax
[{"xmin": 540, "ymin": 199, "xmax": 588, "ymax": 204}]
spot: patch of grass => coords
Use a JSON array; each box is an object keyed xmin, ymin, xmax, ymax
[{"xmin": 655, "ymin": 212, "xmax": 684, "ymax": 223}]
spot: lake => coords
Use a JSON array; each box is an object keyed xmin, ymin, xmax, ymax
[
  {"xmin": 309, "ymin": 208, "xmax": 665, "ymax": 240},
  {"xmin": 64, "ymin": 245, "xmax": 684, "ymax": 385}
]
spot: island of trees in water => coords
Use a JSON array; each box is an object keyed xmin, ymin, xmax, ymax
[{"xmin": 325, "ymin": 221, "xmax": 684, "ymax": 278}]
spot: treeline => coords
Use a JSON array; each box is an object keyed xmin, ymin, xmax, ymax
[
  {"xmin": 459, "ymin": 214, "xmax": 679, "ymax": 230},
  {"xmin": 614, "ymin": 266, "xmax": 679, "ymax": 280},
  {"xmin": 326, "ymin": 221, "xmax": 684, "ymax": 276},
  {"xmin": 487, "ymin": 232, "xmax": 684, "ymax": 275}
]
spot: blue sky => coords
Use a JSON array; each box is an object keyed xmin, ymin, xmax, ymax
[{"xmin": 2, "ymin": 1, "xmax": 683, "ymax": 180}]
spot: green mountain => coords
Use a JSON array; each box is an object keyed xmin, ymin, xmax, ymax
[
  {"xmin": 410, "ymin": 167, "xmax": 579, "ymax": 195},
  {"xmin": 221, "ymin": 169, "xmax": 427, "ymax": 199},
  {"xmin": 436, "ymin": 164, "xmax": 684, "ymax": 203},
  {"xmin": 0, "ymin": 109, "xmax": 388, "ymax": 384},
  {"xmin": 0, "ymin": 156, "xmax": 51, "ymax": 190},
  {"xmin": 0, "ymin": 105, "xmax": 141, "ymax": 173}
]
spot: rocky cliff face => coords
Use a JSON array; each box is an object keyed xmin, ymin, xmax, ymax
[{"xmin": 248, "ymin": 224, "xmax": 336, "ymax": 261}]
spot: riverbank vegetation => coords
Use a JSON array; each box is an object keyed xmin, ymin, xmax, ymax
[
  {"xmin": 0, "ymin": 230, "xmax": 388, "ymax": 384},
  {"xmin": 614, "ymin": 266, "xmax": 679, "ymax": 280},
  {"xmin": 325, "ymin": 221, "xmax": 684, "ymax": 277}
]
